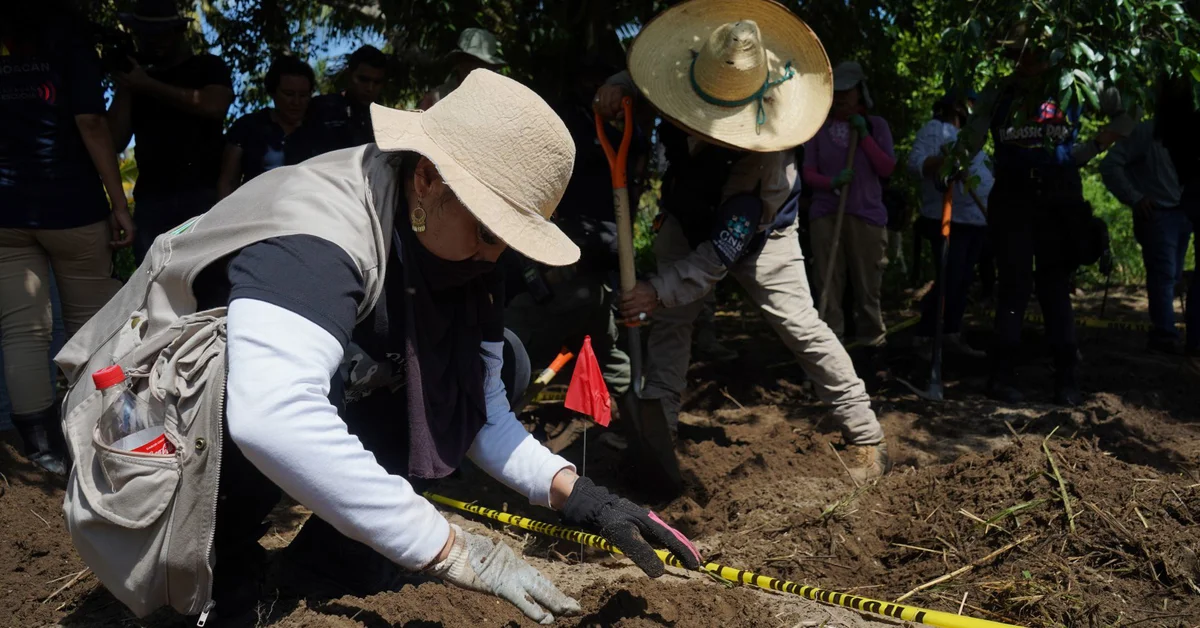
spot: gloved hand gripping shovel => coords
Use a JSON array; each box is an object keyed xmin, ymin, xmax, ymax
[{"xmin": 596, "ymin": 99, "xmax": 682, "ymax": 492}]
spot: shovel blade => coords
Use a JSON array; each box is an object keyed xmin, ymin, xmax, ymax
[{"xmin": 619, "ymin": 395, "xmax": 683, "ymax": 496}]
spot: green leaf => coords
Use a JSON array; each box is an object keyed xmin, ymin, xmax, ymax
[
  {"xmin": 1073, "ymin": 68, "xmax": 1096, "ymax": 88},
  {"xmin": 1073, "ymin": 41, "xmax": 1099, "ymax": 62},
  {"xmin": 1080, "ymin": 81, "xmax": 1101, "ymax": 110},
  {"xmin": 1059, "ymin": 69, "xmax": 1075, "ymax": 91},
  {"xmin": 1023, "ymin": 570, "xmax": 1033, "ymax": 580}
]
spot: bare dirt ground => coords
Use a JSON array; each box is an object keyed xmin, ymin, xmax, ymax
[{"xmin": 2, "ymin": 288, "xmax": 1198, "ymax": 628}]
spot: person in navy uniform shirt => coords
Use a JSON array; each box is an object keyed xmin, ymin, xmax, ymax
[
  {"xmin": 287, "ymin": 45, "xmax": 387, "ymax": 163},
  {"xmin": 218, "ymin": 56, "xmax": 315, "ymax": 199},
  {"xmin": 107, "ymin": 0, "xmax": 234, "ymax": 264},
  {"xmin": 1, "ymin": 2, "xmax": 133, "ymax": 474}
]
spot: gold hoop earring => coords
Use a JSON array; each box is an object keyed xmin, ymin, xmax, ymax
[{"xmin": 410, "ymin": 201, "xmax": 427, "ymax": 233}]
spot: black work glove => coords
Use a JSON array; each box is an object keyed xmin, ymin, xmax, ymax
[{"xmin": 560, "ymin": 477, "xmax": 702, "ymax": 577}]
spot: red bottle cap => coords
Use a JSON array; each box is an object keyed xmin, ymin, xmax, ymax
[{"xmin": 92, "ymin": 366, "xmax": 126, "ymax": 390}]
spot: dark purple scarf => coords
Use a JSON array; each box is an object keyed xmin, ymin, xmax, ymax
[{"xmin": 395, "ymin": 224, "xmax": 496, "ymax": 478}]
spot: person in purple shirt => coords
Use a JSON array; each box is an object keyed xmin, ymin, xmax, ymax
[{"xmin": 803, "ymin": 61, "xmax": 897, "ymax": 347}]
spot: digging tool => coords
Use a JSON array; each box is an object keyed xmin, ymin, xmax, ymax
[
  {"xmin": 596, "ymin": 100, "xmax": 682, "ymax": 492},
  {"xmin": 817, "ymin": 128, "xmax": 859, "ymax": 320},
  {"xmin": 425, "ymin": 492, "xmax": 1025, "ymax": 628},
  {"xmin": 892, "ymin": 188, "xmax": 955, "ymax": 402},
  {"xmin": 925, "ymin": 187, "xmax": 955, "ymax": 401},
  {"xmin": 1098, "ymin": 247, "xmax": 1116, "ymax": 321},
  {"xmin": 515, "ymin": 349, "xmax": 574, "ymax": 413}
]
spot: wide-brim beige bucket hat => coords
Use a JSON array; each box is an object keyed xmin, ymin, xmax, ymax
[
  {"xmin": 370, "ymin": 69, "xmax": 579, "ymax": 266},
  {"xmin": 627, "ymin": 0, "xmax": 832, "ymax": 153}
]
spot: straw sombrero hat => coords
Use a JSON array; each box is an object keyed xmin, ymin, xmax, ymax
[
  {"xmin": 627, "ymin": 0, "xmax": 832, "ymax": 153},
  {"xmin": 370, "ymin": 70, "xmax": 579, "ymax": 266}
]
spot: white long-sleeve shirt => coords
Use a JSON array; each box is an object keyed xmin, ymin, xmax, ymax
[
  {"xmin": 908, "ymin": 119, "xmax": 992, "ymax": 226},
  {"xmin": 225, "ymin": 297, "xmax": 573, "ymax": 570}
]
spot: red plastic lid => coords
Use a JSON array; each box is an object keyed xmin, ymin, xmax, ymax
[{"xmin": 92, "ymin": 365, "xmax": 126, "ymax": 390}]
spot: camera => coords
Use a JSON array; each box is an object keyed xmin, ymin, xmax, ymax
[{"xmin": 93, "ymin": 25, "xmax": 139, "ymax": 74}]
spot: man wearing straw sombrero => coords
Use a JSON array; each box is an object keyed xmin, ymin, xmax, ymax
[{"xmin": 596, "ymin": 0, "xmax": 890, "ymax": 482}]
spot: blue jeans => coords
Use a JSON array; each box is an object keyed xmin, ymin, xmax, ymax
[
  {"xmin": 915, "ymin": 217, "xmax": 986, "ymax": 336},
  {"xmin": 1134, "ymin": 208, "xmax": 1193, "ymax": 341}
]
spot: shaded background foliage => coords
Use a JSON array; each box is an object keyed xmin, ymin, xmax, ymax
[{"xmin": 87, "ymin": 0, "xmax": 1199, "ymax": 284}]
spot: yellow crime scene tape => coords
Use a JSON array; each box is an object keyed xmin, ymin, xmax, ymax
[
  {"xmin": 533, "ymin": 387, "xmax": 568, "ymax": 403},
  {"xmin": 1019, "ymin": 311, "xmax": 1164, "ymax": 333},
  {"xmin": 424, "ymin": 492, "xmax": 1025, "ymax": 628}
]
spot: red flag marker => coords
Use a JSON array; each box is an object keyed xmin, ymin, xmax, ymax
[{"xmin": 564, "ymin": 336, "xmax": 611, "ymax": 427}]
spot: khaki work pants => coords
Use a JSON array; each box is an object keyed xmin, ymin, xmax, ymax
[
  {"xmin": 642, "ymin": 216, "xmax": 884, "ymax": 446},
  {"xmin": 809, "ymin": 214, "xmax": 889, "ymax": 347},
  {"xmin": 0, "ymin": 221, "xmax": 120, "ymax": 415}
]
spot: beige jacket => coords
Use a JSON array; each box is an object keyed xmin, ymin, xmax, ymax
[
  {"xmin": 55, "ymin": 145, "xmax": 397, "ymax": 618},
  {"xmin": 604, "ymin": 70, "xmax": 798, "ymax": 308},
  {"xmin": 649, "ymin": 143, "xmax": 797, "ymax": 309}
]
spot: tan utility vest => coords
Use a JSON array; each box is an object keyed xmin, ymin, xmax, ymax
[{"xmin": 54, "ymin": 145, "xmax": 399, "ymax": 620}]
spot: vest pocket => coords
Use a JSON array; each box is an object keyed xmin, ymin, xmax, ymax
[{"xmin": 68, "ymin": 389, "xmax": 181, "ymax": 530}]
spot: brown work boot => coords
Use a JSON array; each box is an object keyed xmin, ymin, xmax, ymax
[{"xmin": 844, "ymin": 442, "xmax": 892, "ymax": 484}]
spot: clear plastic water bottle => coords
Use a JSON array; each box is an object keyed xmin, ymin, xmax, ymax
[{"xmin": 92, "ymin": 366, "xmax": 175, "ymax": 455}]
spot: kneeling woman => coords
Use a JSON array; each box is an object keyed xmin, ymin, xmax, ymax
[{"xmin": 197, "ymin": 71, "xmax": 700, "ymax": 622}]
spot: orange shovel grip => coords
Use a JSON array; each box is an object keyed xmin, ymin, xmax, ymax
[
  {"xmin": 941, "ymin": 187, "xmax": 953, "ymax": 238},
  {"xmin": 549, "ymin": 350, "xmax": 575, "ymax": 373},
  {"xmin": 594, "ymin": 97, "xmax": 634, "ymax": 189}
]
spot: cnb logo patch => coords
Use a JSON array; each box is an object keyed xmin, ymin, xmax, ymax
[{"xmin": 726, "ymin": 214, "xmax": 751, "ymax": 240}]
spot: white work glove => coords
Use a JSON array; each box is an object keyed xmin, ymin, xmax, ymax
[{"xmin": 427, "ymin": 525, "xmax": 581, "ymax": 624}]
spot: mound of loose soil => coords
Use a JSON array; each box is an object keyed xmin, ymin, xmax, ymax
[
  {"xmin": 4, "ymin": 293, "xmax": 1198, "ymax": 628},
  {"xmin": 659, "ymin": 408, "xmax": 1199, "ymax": 628},
  {"xmin": 0, "ymin": 431, "xmax": 885, "ymax": 628}
]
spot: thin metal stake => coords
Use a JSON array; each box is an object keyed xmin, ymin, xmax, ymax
[{"xmin": 580, "ymin": 426, "xmax": 586, "ymax": 561}]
